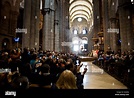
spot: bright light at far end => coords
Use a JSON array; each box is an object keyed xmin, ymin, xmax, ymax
[
  {"xmin": 77, "ymin": 17, "xmax": 82, "ymax": 22},
  {"xmin": 73, "ymin": 45, "xmax": 79, "ymax": 51}
]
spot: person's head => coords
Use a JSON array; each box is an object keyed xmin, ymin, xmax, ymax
[
  {"xmin": 39, "ymin": 63, "xmax": 50, "ymax": 74},
  {"xmin": 19, "ymin": 63, "xmax": 32, "ymax": 76},
  {"xmin": 65, "ymin": 62, "xmax": 74, "ymax": 72},
  {"xmin": 31, "ymin": 53, "xmax": 38, "ymax": 60},
  {"xmin": 23, "ymin": 47, "xmax": 29, "ymax": 53},
  {"xmin": 67, "ymin": 58, "xmax": 73, "ymax": 63},
  {"xmin": 56, "ymin": 70, "xmax": 77, "ymax": 89},
  {"xmin": 10, "ymin": 76, "xmax": 29, "ymax": 90}
]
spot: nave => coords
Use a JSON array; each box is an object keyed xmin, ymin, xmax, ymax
[{"xmin": 80, "ymin": 61, "xmax": 128, "ymax": 89}]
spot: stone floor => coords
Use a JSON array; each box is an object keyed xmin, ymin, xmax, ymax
[{"xmin": 79, "ymin": 61, "xmax": 128, "ymax": 89}]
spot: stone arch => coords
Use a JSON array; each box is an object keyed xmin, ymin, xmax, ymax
[{"xmin": 82, "ymin": 37, "xmax": 88, "ymax": 42}]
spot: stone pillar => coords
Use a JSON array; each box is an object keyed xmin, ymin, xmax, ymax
[
  {"xmin": 109, "ymin": 18, "xmax": 118, "ymax": 53},
  {"xmin": 54, "ymin": 2, "xmax": 60, "ymax": 52},
  {"xmin": 59, "ymin": 0, "xmax": 63, "ymax": 52},
  {"xmin": 102, "ymin": 0, "xmax": 110, "ymax": 53},
  {"xmin": 42, "ymin": 0, "xmax": 50, "ymax": 51},
  {"xmin": 118, "ymin": 8, "xmax": 127, "ymax": 52},
  {"xmin": 118, "ymin": 0, "xmax": 134, "ymax": 52},
  {"xmin": 126, "ymin": 7, "xmax": 134, "ymax": 51},
  {"xmin": 108, "ymin": 0, "xmax": 118, "ymax": 53},
  {"xmin": 22, "ymin": 0, "xmax": 31, "ymax": 50},
  {"xmin": 133, "ymin": 15, "xmax": 134, "ymax": 45},
  {"xmin": 10, "ymin": 11, "xmax": 19, "ymax": 49},
  {"xmin": 34, "ymin": 0, "xmax": 40, "ymax": 51},
  {"xmin": 58, "ymin": 0, "xmax": 70, "ymax": 53},
  {"xmin": 63, "ymin": 0, "xmax": 70, "ymax": 53},
  {"xmin": 42, "ymin": 0, "xmax": 55, "ymax": 51},
  {"xmin": 30, "ymin": 0, "xmax": 36, "ymax": 49},
  {"xmin": 93, "ymin": 0, "xmax": 101, "ymax": 38},
  {"xmin": 92, "ymin": 0, "xmax": 101, "ymax": 51},
  {"xmin": 50, "ymin": 0, "xmax": 55, "ymax": 51}
]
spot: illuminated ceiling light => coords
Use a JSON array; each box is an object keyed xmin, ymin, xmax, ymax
[
  {"xmin": 71, "ymin": 15, "xmax": 88, "ymax": 22},
  {"xmin": 77, "ymin": 17, "xmax": 82, "ymax": 22}
]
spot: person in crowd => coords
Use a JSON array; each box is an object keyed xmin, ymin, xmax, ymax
[
  {"xmin": 19, "ymin": 63, "xmax": 33, "ymax": 81},
  {"xmin": 21, "ymin": 47, "xmax": 31, "ymax": 66},
  {"xmin": 29, "ymin": 63, "xmax": 53, "ymax": 89},
  {"xmin": 75, "ymin": 63, "xmax": 87, "ymax": 89},
  {"xmin": 0, "ymin": 52, "xmax": 9, "ymax": 68},
  {"xmin": 37, "ymin": 63, "xmax": 53, "ymax": 87},
  {"xmin": 10, "ymin": 49, "xmax": 21, "ymax": 61},
  {"xmin": 29, "ymin": 53, "xmax": 39, "ymax": 71},
  {"xmin": 10, "ymin": 75, "xmax": 29, "ymax": 90},
  {"xmin": 0, "ymin": 73, "xmax": 11, "ymax": 90},
  {"xmin": 51, "ymin": 70, "xmax": 78, "ymax": 89}
]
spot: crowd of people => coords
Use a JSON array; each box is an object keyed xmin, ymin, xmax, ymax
[
  {"xmin": 0, "ymin": 47, "xmax": 88, "ymax": 92},
  {"xmin": 94, "ymin": 49, "xmax": 134, "ymax": 90}
]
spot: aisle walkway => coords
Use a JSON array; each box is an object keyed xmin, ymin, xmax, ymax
[{"xmin": 80, "ymin": 61, "xmax": 128, "ymax": 89}]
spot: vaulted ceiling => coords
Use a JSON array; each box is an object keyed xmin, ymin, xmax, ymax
[{"xmin": 69, "ymin": 0, "xmax": 93, "ymax": 23}]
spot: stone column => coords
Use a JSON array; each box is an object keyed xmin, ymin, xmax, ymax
[
  {"xmin": 42, "ymin": 0, "xmax": 56, "ymax": 51},
  {"xmin": 10, "ymin": 11, "xmax": 18, "ymax": 49},
  {"xmin": 118, "ymin": 8, "xmax": 127, "ymax": 52},
  {"xmin": 118, "ymin": 0, "xmax": 134, "ymax": 52},
  {"xmin": 109, "ymin": 18, "xmax": 118, "ymax": 53},
  {"xmin": 63, "ymin": 0, "xmax": 70, "ymax": 53},
  {"xmin": 93, "ymin": 0, "xmax": 101, "ymax": 38},
  {"xmin": 34, "ymin": 0, "xmax": 40, "ymax": 51},
  {"xmin": 59, "ymin": 0, "xmax": 63, "ymax": 52},
  {"xmin": 54, "ymin": 2, "xmax": 60, "ymax": 52},
  {"xmin": 109, "ymin": 0, "xmax": 118, "ymax": 53},
  {"xmin": 29, "ymin": 0, "xmax": 40, "ymax": 51},
  {"xmin": 50, "ymin": 0, "xmax": 55, "ymax": 51},
  {"xmin": 132, "ymin": 15, "xmax": 134, "ymax": 46},
  {"xmin": 58, "ymin": 0, "xmax": 70, "ymax": 53},
  {"xmin": 42, "ymin": 0, "xmax": 50, "ymax": 51},
  {"xmin": 126, "ymin": 7, "xmax": 134, "ymax": 51},
  {"xmin": 102, "ymin": 0, "xmax": 110, "ymax": 53},
  {"xmin": 30, "ymin": 0, "xmax": 36, "ymax": 49},
  {"xmin": 22, "ymin": 0, "xmax": 31, "ymax": 50}
]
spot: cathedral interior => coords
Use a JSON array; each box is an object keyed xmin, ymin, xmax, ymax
[
  {"xmin": 0, "ymin": 0, "xmax": 134, "ymax": 54},
  {"xmin": 0, "ymin": 0, "xmax": 134, "ymax": 97}
]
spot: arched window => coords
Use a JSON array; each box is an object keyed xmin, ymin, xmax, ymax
[
  {"xmin": 73, "ymin": 29, "xmax": 78, "ymax": 34},
  {"xmin": 82, "ymin": 29, "xmax": 87, "ymax": 34}
]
